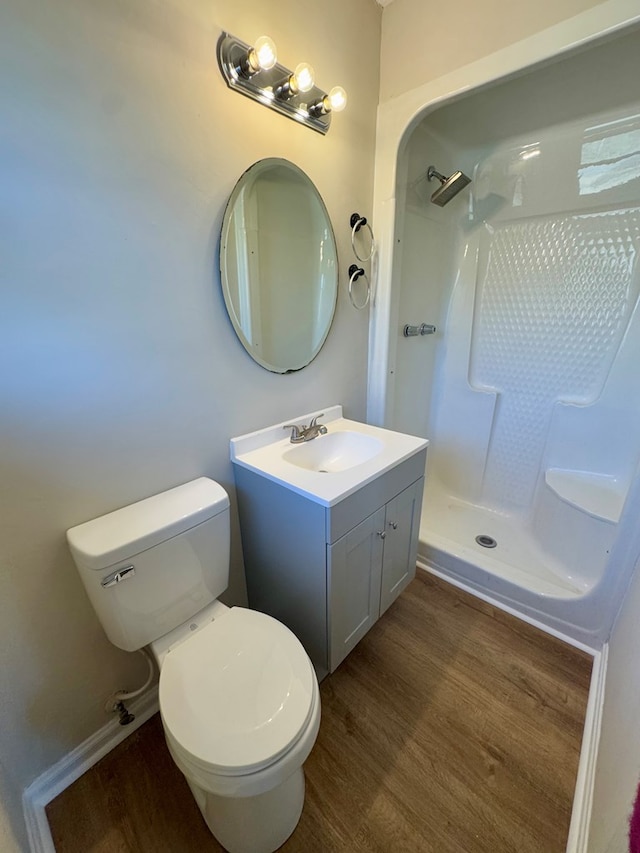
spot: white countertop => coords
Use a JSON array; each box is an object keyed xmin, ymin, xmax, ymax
[{"xmin": 230, "ymin": 405, "xmax": 428, "ymax": 507}]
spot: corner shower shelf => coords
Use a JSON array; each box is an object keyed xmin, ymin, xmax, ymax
[{"xmin": 544, "ymin": 468, "xmax": 626, "ymax": 524}]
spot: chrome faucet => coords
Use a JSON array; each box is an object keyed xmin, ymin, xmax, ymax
[{"xmin": 283, "ymin": 414, "xmax": 328, "ymax": 443}]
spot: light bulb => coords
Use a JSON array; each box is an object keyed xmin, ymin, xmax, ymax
[
  {"xmin": 292, "ymin": 62, "xmax": 315, "ymax": 94},
  {"xmin": 248, "ymin": 35, "xmax": 277, "ymax": 73},
  {"xmin": 328, "ymin": 86, "xmax": 347, "ymax": 112}
]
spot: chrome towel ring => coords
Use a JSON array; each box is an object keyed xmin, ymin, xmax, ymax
[
  {"xmin": 348, "ymin": 264, "xmax": 370, "ymax": 310},
  {"xmin": 350, "ymin": 212, "xmax": 375, "ymax": 262}
]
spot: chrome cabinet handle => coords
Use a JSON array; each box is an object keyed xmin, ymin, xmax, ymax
[
  {"xmin": 377, "ymin": 530, "xmax": 386, "ymax": 539},
  {"xmin": 101, "ymin": 565, "xmax": 135, "ymax": 588},
  {"xmin": 389, "ymin": 521, "xmax": 398, "ymax": 530}
]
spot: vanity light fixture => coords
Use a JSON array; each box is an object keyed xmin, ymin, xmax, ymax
[{"xmin": 217, "ymin": 32, "xmax": 346, "ymax": 135}]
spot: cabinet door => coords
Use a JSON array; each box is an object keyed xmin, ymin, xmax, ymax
[
  {"xmin": 328, "ymin": 506, "xmax": 385, "ymax": 672},
  {"xmin": 379, "ymin": 478, "xmax": 423, "ymax": 616}
]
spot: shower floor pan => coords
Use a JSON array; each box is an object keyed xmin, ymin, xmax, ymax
[{"xmin": 419, "ymin": 487, "xmax": 590, "ymax": 599}]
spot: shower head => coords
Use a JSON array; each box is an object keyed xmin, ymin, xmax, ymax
[{"xmin": 427, "ymin": 165, "xmax": 471, "ymax": 207}]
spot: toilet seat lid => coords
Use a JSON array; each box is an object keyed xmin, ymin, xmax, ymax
[{"xmin": 159, "ymin": 607, "xmax": 316, "ymax": 775}]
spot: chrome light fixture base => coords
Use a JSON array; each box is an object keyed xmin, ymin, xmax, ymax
[{"xmin": 217, "ymin": 33, "xmax": 332, "ymax": 135}]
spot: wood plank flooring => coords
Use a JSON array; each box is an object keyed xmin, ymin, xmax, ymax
[{"xmin": 47, "ymin": 571, "xmax": 592, "ymax": 852}]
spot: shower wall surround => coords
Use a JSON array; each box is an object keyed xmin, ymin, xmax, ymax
[
  {"xmin": 437, "ymin": 122, "xmax": 640, "ymax": 511},
  {"xmin": 470, "ymin": 204, "xmax": 640, "ymax": 510},
  {"xmin": 391, "ymin": 28, "xmax": 640, "ymax": 645}
]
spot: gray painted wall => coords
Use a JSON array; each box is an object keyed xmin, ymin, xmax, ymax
[{"xmin": 0, "ymin": 0, "xmax": 381, "ymax": 845}]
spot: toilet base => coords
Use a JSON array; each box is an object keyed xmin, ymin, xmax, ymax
[{"xmin": 187, "ymin": 768, "xmax": 305, "ymax": 853}]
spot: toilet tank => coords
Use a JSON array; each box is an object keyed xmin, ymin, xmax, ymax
[{"xmin": 67, "ymin": 478, "xmax": 230, "ymax": 652}]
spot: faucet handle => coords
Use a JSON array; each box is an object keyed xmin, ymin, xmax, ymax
[
  {"xmin": 309, "ymin": 414, "xmax": 324, "ymax": 427},
  {"xmin": 283, "ymin": 423, "xmax": 305, "ymax": 441}
]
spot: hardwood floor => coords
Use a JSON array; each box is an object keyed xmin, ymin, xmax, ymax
[{"xmin": 47, "ymin": 571, "xmax": 592, "ymax": 852}]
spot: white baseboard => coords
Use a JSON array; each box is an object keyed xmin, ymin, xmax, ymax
[
  {"xmin": 417, "ymin": 561, "xmax": 606, "ymax": 853},
  {"xmin": 566, "ymin": 643, "xmax": 608, "ymax": 853},
  {"xmin": 22, "ymin": 687, "xmax": 159, "ymax": 853}
]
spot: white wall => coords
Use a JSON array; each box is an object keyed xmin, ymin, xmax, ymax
[
  {"xmin": 379, "ymin": 0, "xmax": 609, "ymax": 102},
  {"xmin": 589, "ymin": 556, "xmax": 640, "ymax": 852},
  {"xmin": 0, "ymin": 0, "xmax": 381, "ymax": 846},
  {"xmin": 389, "ymin": 121, "xmax": 462, "ymax": 440}
]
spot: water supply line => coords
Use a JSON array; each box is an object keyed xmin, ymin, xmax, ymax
[{"xmin": 106, "ymin": 647, "xmax": 155, "ymax": 725}]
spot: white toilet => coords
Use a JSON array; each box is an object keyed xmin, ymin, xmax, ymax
[{"xmin": 67, "ymin": 477, "xmax": 320, "ymax": 853}]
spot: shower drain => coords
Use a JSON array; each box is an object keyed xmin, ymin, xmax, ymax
[{"xmin": 475, "ymin": 534, "xmax": 497, "ymax": 549}]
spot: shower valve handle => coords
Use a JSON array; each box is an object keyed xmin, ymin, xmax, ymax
[{"xmin": 404, "ymin": 323, "xmax": 436, "ymax": 337}]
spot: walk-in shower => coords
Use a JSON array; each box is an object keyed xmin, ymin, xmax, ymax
[{"xmin": 386, "ymin": 27, "xmax": 640, "ymax": 647}]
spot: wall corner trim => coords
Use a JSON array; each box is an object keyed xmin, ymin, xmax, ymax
[
  {"xmin": 567, "ymin": 642, "xmax": 609, "ymax": 853},
  {"xmin": 22, "ymin": 686, "xmax": 159, "ymax": 853}
]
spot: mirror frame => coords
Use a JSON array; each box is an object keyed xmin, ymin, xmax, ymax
[{"xmin": 219, "ymin": 158, "xmax": 338, "ymax": 373}]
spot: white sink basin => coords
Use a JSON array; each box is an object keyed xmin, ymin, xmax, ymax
[
  {"xmin": 282, "ymin": 431, "xmax": 383, "ymax": 472},
  {"xmin": 230, "ymin": 405, "xmax": 428, "ymax": 506}
]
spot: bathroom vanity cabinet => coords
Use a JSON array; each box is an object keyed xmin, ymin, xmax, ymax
[{"xmin": 233, "ymin": 450, "xmax": 426, "ymax": 678}]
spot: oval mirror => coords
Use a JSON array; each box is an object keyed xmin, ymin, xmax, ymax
[{"xmin": 220, "ymin": 158, "xmax": 338, "ymax": 373}]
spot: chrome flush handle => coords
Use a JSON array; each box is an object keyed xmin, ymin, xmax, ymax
[{"xmin": 101, "ymin": 565, "xmax": 136, "ymax": 588}]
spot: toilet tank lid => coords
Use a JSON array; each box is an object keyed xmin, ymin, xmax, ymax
[{"xmin": 67, "ymin": 478, "xmax": 229, "ymax": 571}]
